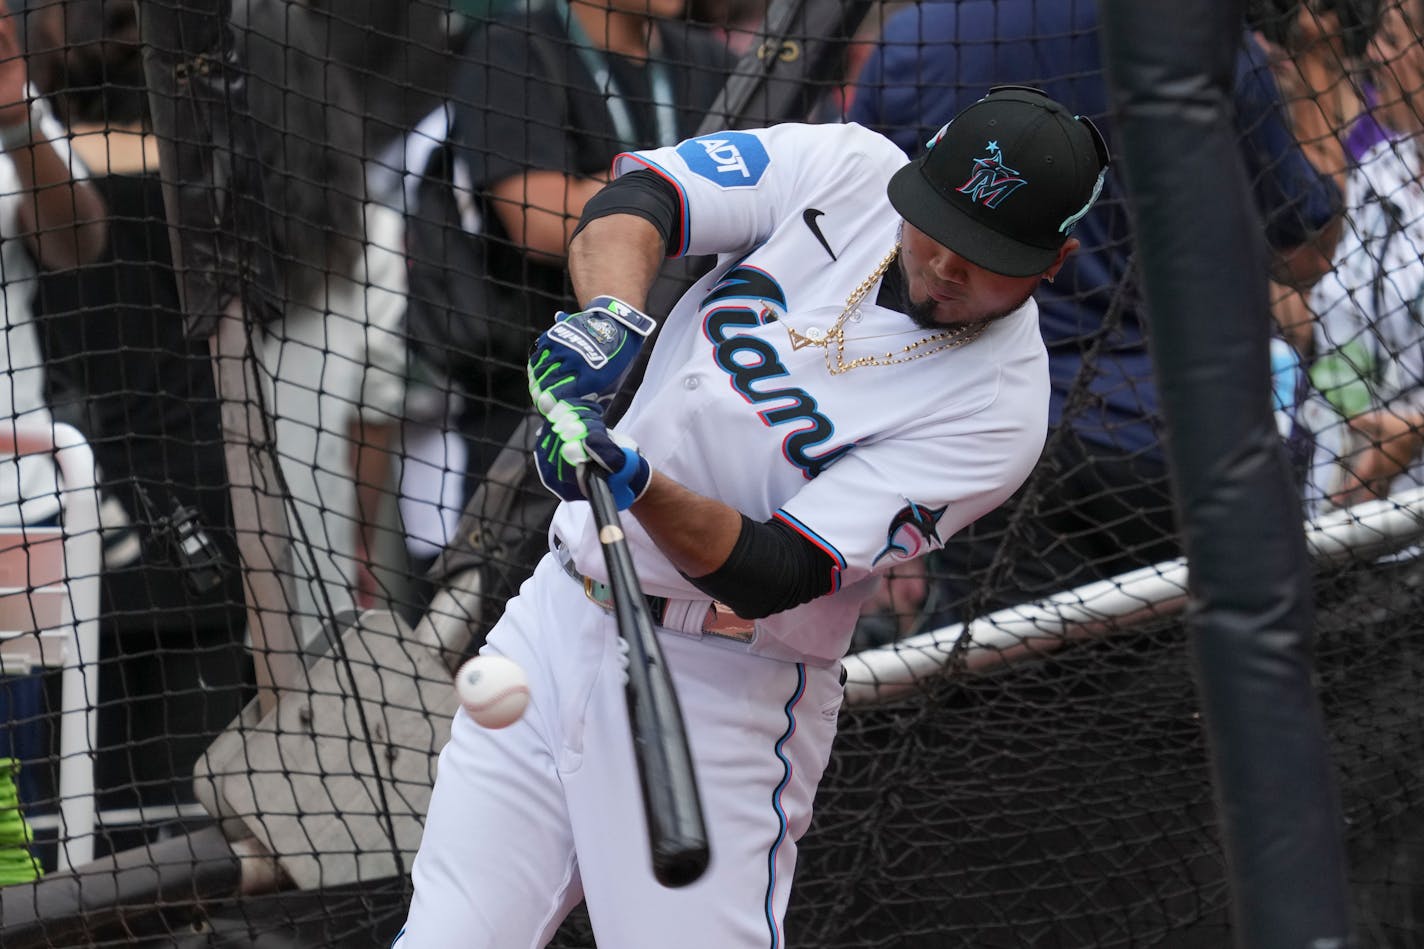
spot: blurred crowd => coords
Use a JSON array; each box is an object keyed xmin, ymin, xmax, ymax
[{"xmin": 0, "ymin": 0, "xmax": 1416, "ymax": 869}]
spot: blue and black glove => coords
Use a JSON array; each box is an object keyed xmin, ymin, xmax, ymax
[
  {"xmin": 528, "ymin": 295, "xmax": 656, "ymax": 413},
  {"xmin": 534, "ymin": 396, "xmax": 652, "ymax": 511}
]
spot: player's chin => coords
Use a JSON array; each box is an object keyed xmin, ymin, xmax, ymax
[
  {"xmin": 938, "ymin": 305, "xmax": 988, "ymax": 327},
  {"xmin": 921, "ymin": 300, "xmax": 981, "ymax": 328}
]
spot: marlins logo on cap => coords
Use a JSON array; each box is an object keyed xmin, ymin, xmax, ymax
[{"xmin": 956, "ymin": 141, "xmax": 1030, "ymax": 210}]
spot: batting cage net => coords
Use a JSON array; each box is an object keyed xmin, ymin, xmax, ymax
[{"xmin": 0, "ymin": 0, "xmax": 1421, "ymax": 946}]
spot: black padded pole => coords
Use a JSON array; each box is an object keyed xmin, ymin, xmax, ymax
[{"xmin": 1095, "ymin": 1, "xmax": 1353, "ymax": 945}]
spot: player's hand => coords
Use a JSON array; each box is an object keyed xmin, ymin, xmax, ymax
[
  {"xmin": 528, "ymin": 296, "xmax": 656, "ymax": 413},
  {"xmin": 534, "ymin": 397, "xmax": 651, "ymax": 510}
]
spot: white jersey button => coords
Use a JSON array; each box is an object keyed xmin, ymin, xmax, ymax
[
  {"xmin": 683, "ymin": 375, "xmax": 701, "ymax": 390},
  {"xmin": 806, "ymin": 326, "xmax": 826, "ymax": 341}
]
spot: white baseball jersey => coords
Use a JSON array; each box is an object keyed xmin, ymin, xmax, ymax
[{"xmin": 550, "ymin": 122, "xmax": 1050, "ymax": 666}]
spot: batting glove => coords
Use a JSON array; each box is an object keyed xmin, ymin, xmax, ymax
[
  {"xmin": 534, "ymin": 397, "xmax": 652, "ymax": 511},
  {"xmin": 528, "ymin": 295, "xmax": 656, "ymax": 413}
]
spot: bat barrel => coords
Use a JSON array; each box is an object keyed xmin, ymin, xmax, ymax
[
  {"xmin": 585, "ymin": 470, "xmax": 712, "ymax": 889},
  {"xmin": 628, "ymin": 643, "xmax": 711, "ymax": 887}
]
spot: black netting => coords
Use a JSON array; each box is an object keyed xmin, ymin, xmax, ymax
[{"xmin": 0, "ymin": 0, "xmax": 1421, "ymax": 946}]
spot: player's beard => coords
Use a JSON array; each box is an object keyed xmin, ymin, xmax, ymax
[{"xmin": 896, "ymin": 255, "xmax": 1035, "ymax": 330}]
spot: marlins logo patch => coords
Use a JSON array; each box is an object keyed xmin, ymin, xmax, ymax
[
  {"xmin": 957, "ymin": 140, "xmax": 1027, "ymax": 209},
  {"xmin": 872, "ymin": 502, "xmax": 948, "ymax": 565}
]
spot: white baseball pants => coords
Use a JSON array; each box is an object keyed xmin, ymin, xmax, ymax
[{"xmin": 395, "ymin": 554, "xmax": 844, "ymax": 948}]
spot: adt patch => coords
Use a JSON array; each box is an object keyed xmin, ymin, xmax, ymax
[{"xmin": 678, "ymin": 133, "xmax": 769, "ymax": 188}]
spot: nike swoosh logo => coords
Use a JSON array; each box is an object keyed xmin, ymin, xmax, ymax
[{"xmin": 803, "ymin": 208, "xmax": 837, "ymax": 261}]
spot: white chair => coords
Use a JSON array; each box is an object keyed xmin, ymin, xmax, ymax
[{"xmin": 0, "ymin": 421, "xmax": 101, "ymax": 870}]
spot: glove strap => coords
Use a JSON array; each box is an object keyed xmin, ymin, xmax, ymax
[{"xmin": 587, "ymin": 295, "xmax": 657, "ymax": 337}]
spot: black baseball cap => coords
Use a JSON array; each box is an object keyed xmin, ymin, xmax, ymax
[{"xmin": 887, "ymin": 85, "xmax": 1109, "ymax": 278}]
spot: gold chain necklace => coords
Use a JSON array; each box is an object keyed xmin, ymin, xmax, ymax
[{"xmin": 785, "ymin": 240, "xmax": 989, "ymax": 375}]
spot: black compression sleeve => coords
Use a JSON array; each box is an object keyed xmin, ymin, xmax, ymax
[
  {"xmin": 572, "ymin": 169, "xmax": 682, "ymax": 255},
  {"xmin": 682, "ymin": 515, "xmax": 839, "ymax": 620}
]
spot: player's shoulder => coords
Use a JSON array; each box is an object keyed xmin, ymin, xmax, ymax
[
  {"xmin": 757, "ymin": 121, "xmax": 904, "ymax": 153},
  {"xmin": 755, "ymin": 122, "xmax": 909, "ymax": 177},
  {"xmin": 621, "ymin": 122, "xmax": 906, "ymax": 191}
]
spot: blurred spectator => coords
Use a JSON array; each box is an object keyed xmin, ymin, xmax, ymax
[
  {"xmin": 369, "ymin": 104, "xmax": 485, "ymax": 619},
  {"xmin": 848, "ymin": 1, "xmax": 1343, "ymax": 625},
  {"xmin": 382, "ymin": 0, "xmax": 732, "ymax": 614},
  {"xmin": 297, "ymin": 0, "xmax": 470, "ymax": 160},
  {"xmin": 1371, "ymin": 0, "xmax": 1424, "ymax": 136},
  {"xmin": 687, "ymin": 0, "xmax": 766, "ymax": 55},
  {"xmin": 815, "ymin": 2, "xmax": 914, "ymax": 124},
  {"xmin": 0, "ymin": 0, "xmax": 107, "ymax": 808},
  {"xmin": 1257, "ymin": 0, "xmax": 1424, "ymax": 509},
  {"xmin": 453, "ymin": 0, "xmax": 732, "ymax": 330},
  {"xmin": 25, "ymin": 0, "xmax": 253, "ymax": 834},
  {"xmin": 233, "ymin": 0, "xmax": 409, "ymax": 636}
]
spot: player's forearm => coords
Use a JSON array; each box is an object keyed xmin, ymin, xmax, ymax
[
  {"xmin": 567, "ymin": 213, "xmax": 665, "ymax": 312},
  {"xmin": 629, "ymin": 470, "xmax": 742, "ymax": 579}
]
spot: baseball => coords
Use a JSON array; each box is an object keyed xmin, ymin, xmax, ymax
[{"xmin": 455, "ymin": 655, "xmax": 531, "ymax": 729}]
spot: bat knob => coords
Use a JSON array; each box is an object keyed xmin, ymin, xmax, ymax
[{"xmin": 653, "ymin": 842, "xmax": 711, "ymax": 888}]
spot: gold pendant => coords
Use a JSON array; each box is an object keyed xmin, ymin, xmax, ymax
[
  {"xmin": 783, "ymin": 241, "xmax": 897, "ymax": 354},
  {"xmin": 785, "ymin": 325, "xmax": 828, "ymax": 350}
]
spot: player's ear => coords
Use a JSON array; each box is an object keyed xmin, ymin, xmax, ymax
[{"xmin": 1044, "ymin": 238, "xmax": 1079, "ymax": 282}]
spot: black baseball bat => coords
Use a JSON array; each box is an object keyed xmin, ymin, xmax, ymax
[{"xmin": 583, "ymin": 469, "xmax": 710, "ymax": 888}]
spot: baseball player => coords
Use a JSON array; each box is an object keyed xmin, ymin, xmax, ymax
[{"xmin": 397, "ymin": 86, "xmax": 1108, "ymax": 948}]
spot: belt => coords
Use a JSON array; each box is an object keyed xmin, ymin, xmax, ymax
[{"xmin": 553, "ymin": 540, "xmax": 756, "ymax": 645}]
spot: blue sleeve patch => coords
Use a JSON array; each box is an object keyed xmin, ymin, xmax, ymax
[{"xmin": 677, "ymin": 132, "xmax": 769, "ymax": 189}]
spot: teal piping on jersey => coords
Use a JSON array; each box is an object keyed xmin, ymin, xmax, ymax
[
  {"xmin": 389, "ymin": 928, "xmax": 404, "ymax": 946},
  {"xmin": 764, "ymin": 662, "xmax": 806, "ymax": 949},
  {"xmin": 614, "ymin": 152, "xmax": 692, "ymax": 257},
  {"xmin": 773, "ymin": 509, "xmax": 846, "ymax": 594}
]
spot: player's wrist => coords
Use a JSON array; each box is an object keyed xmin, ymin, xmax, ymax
[
  {"xmin": 603, "ymin": 445, "xmax": 652, "ymax": 511},
  {"xmin": 584, "ymin": 295, "xmax": 656, "ymax": 338},
  {"xmin": 529, "ymin": 296, "xmax": 656, "ymax": 408}
]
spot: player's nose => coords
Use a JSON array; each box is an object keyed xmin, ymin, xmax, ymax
[{"xmin": 925, "ymin": 245, "xmax": 969, "ymax": 283}]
